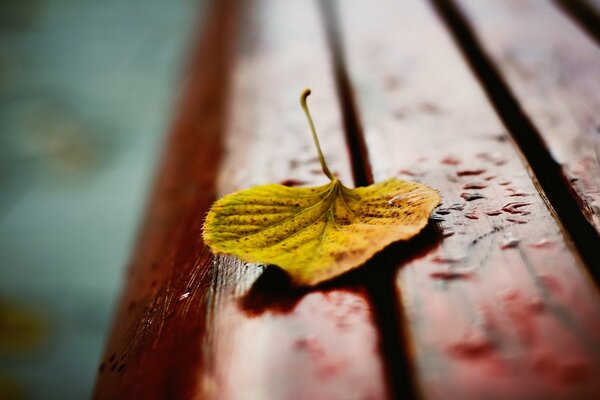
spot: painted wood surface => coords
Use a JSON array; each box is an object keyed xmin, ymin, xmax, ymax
[
  {"xmin": 455, "ymin": 0, "xmax": 600, "ymax": 233},
  {"xmin": 335, "ymin": 0, "xmax": 600, "ymax": 398},
  {"xmin": 94, "ymin": 0, "xmax": 600, "ymax": 399},
  {"xmin": 94, "ymin": 0, "xmax": 388, "ymax": 399}
]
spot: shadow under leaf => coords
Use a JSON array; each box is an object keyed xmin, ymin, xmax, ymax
[{"xmin": 238, "ymin": 222, "xmax": 444, "ymax": 317}]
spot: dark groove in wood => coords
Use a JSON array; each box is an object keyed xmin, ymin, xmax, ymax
[
  {"xmin": 554, "ymin": 0, "xmax": 600, "ymax": 46},
  {"xmin": 430, "ymin": 0, "xmax": 600, "ymax": 284},
  {"xmin": 319, "ymin": 0, "xmax": 373, "ymax": 188},
  {"xmin": 320, "ymin": 1, "xmax": 416, "ymax": 399}
]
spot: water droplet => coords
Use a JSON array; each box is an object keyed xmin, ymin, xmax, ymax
[
  {"xmin": 457, "ymin": 169, "xmax": 486, "ymax": 177},
  {"xmin": 446, "ymin": 173, "xmax": 460, "ymax": 183},
  {"xmin": 450, "ymin": 331, "xmax": 494, "ymax": 358},
  {"xmin": 502, "ymin": 202, "xmax": 531, "ymax": 214},
  {"xmin": 443, "ymin": 229, "xmax": 455, "ymax": 238},
  {"xmin": 449, "ymin": 203, "xmax": 465, "ymax": 211},
  {"xmin": 507, "ymin": 217, "xmax": 528, "ymax": 224},
  {"xmin": 461, "ymin": 192, "xmax": 485, "ymax": 201},
  {"xmin": 178, "ymin": 292, "xmax": 190, "ymax": 301},
  {"xmin": 441, "ymin": 156, "xmax": 461, "ymax": 165},
  {"xmin": 530, "ymin": 239, "xmax": 553, "ymax": 249},
  {"xmin": 508, "ymin": 192, "xmax": 530, "ymax": 197},
  {"xmin": 485, "ymin": 210, "xmax": 502, "ymax": 216},
  {"xmin": 280, "ymin": 179, "xmax": 306, "ymax": 187},
  {"xmin": 432, "ymin": 255, "xmax": 465, "ymax": 264},
  {"xmin": 500, "ymin": 234, "xmax": 520, "ymax": 249},
  {"xmin": 430, "ymin": 270, "xmax": 472, "ymax": 280},
  {"xmin": 294, "ymin": 334, "xmax": 326, "ymax": 358},
  {"xmin": 398, "ymin": 168, "xmax": 424, "ymax": 177},
  {"xmin": 528, "ymin": 298, "xmax": 545, "ymax": 313},
  {"xmin": 463, "ymin": 182, "xmax": 488, "ymax": 190}
]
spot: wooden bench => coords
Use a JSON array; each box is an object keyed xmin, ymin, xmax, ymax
[{"xmin": 94, "ymin": 0, "xmax": 600, "ymax": 398}]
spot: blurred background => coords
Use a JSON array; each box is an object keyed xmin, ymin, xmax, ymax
[{"xmin": 0, "ymin": 0, "xmax": 204, "ymax": 398}]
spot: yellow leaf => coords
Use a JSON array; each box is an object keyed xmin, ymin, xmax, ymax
[{"xmin": 202, "ymin": 89, "xmax": 440, "ymax": 286}]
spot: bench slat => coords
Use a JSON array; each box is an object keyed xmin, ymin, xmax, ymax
[
  {"xmin": 94, "ymin": 0, "xmax": 388, "ymax": 398},
  {"xmin": 456, "ymin": 0, "xmax": 600, "ymax": 234},
  {"xmin": 204, "ymin": 0, "xmax": 388, "ymax": 398},
  {"xmin": 335, "ymin": 0, "xmax": 600, "ymax": 398}
]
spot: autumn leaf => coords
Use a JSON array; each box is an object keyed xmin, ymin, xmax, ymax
[{"xmin": 202, "ymin": 89, "xmax": 440, "ymax": 286}]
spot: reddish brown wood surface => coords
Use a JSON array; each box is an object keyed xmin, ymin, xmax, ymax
[
  {"xmin": 95, "ymin": 0, "xmax": 600, "ymax": 399},
  {"xmin": 336, "ymin": 0, "xmax": 600, "ymax": 398},
  {"xmin": 455, "ymin": 0, "xmax": 600, "ymax": 233},
  {"xmin": 94, "ymin": 0, "xmax": 388, "ymax": 399},
  {"xmin": 584, "ymin": 0, "xmax": 600, "ymax": 13}
]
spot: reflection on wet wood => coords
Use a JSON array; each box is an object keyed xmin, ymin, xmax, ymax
[
  {"xmin": 456, "ymin": 0, "xmax": 600, "ymax": 236},
  {"xmin": 336, "ymin": 0, "xmax": 600, "ymax": 398},
  {"xmin": 95, "ymin": 0, "xmax": 600, "ymax": 398},
  {"xmin": 94, "ymin": 0, "xmax": 388, "ymax": 399}
]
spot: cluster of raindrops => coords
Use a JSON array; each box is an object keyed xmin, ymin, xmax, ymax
[{"xmin": 430, "ymin": 152, "xmax": 537, "ymax": 226}]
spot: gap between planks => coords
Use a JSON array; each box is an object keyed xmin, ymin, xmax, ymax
[
  {"xmin": 319, "ymin": 1, "xmax": 416, "ymax": 398},
  {"xmin": 554, "ymin": 0, "xmax": 600, "ymax": 46},
  {"xmin": 431, "ymin": 0, "xmax": 600, "ymax": 284}
]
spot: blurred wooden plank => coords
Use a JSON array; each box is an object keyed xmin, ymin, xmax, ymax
[
  {"xmin": 455, "ymin": 0, "xmax": 600, "ymax": 233},
  {"xmin": 94, "ymin": 0, "xmax": 388, "ymax": 399},
  {"xmin": 335, "ymin": 0, "xmax": 600, "ymax": 398},
  {"xmin": 582, "ymin": 0, "xmax": 600, "ymax": 13}
]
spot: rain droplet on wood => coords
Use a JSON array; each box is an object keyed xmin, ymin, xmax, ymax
[
  {"xmin": 441, "ymin": 156, "xmax": 461, "ymax": 165},
  {"xmin": 485, "ymin": 210, "xmax": 502, "ymax": 216},
  {"xmin": 280, "ymin": 179, "xmax": 306, "ymax": 187},
  {"xmin": 507, "ymin": 217, "xmax": 528, "ymax": 224},
  {"xmin": 463, "ymin": 182, "xmax": 488, "ymax": 190},
  {"xmin": 461, "ymin": 192, "xmax": 485, "ymax": 201},
  {"xmin": 430, "ymin": 270, "xmax": 472, "ymax": 280},
  {"xmin": 530, "ymin": 239, "xmax": 553, "ymax": 249},
  {"xmin": 431, "ymin": 255, "xmax": 465, "ymax": 264},
  {"xmin": 500, "ymin": 234, "xmax": 520, "ymax": 249},
  {"xmin": 457, "ymin": 169, "xmax": 486, "ymax": 177},
  {"xmin": 502, "ymin": 202, "xmax": 531, "ymax": 214}
]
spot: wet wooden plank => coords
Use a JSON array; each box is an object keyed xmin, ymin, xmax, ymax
[
  {"xmin": 335, "ymin": 0, "xmax": 600, "ymax": 398},
  {"xmin": 584, "ymin": 0, "xmax": 600, "ymax": 13},
  {"xmin": 94, "ymin": 0, "xmax": 388, "ymax": 399},
  {"xmin": 455, "ymin": 0, "xmax": 600, "ymax": 233}
]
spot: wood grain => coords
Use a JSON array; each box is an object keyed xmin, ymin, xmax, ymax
[
  {"xmin": 455, "ymin": 0, "xmax": 600, "ymax": 233},
  {"xmin": 94, "ymin": 0, "xmax": 388, "ymax": 399},
  {"xmin": 335, "ymin": 0, "xmax": 600, "ymax": 398}
]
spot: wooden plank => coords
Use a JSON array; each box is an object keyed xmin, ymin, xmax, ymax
[
  {"xmin": 583, "ymin": 0, "xmax": 600, "ymax": 13},
  {"xmin": 94, "ymin": 0, "xmax": 388, "ymax": 399},
  {"xmin": 335, "ymin": 0, "xmax": 600, "ymax": 398},
  {"xmin": 455, "ymin": 0, "xmax": 600, "ymax": 233}
]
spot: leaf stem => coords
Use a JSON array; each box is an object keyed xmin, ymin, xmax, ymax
[{"xmin": 300, "ymin": 88, "xmax": 335, "ymax": 181}]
